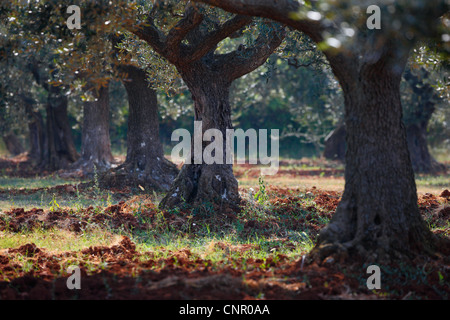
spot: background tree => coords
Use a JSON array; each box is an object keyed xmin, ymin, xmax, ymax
[
  {"xmin": 2, "ymin": 0, "xmax": 180, "ymax": 181},
  {"xmin": 130, "ymin": 2, "xmax": 286, "ymax": 209},
  {"xmin": 0, "ymin": 15, "xmax": 79, "ymax": 170},
  {"xmin": 99, "ymin": 63, "xmax": 179, "ymax": 191}
]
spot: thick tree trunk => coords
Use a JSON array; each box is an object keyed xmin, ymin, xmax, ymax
[
  {"xmin": 2, "ymin": 133, "xmax": 25, "ymax": 156},
  {"xmin": 311, "ymin": 53, "xmax": 440, "ymax": 263},
  {"xmin": 324, "ymin": 116, "xmax": 444, "ymax": 174},
  {"xmin": 159, "ymin": 63, "xmax": 240, "ymax": 209},
  {"xmin": 72, "ymin": 84, "xmax": 114, "ymax": 174},
  {"xmin": 324, "ymin": 68, "xmax": 445, "ymax": 174},
  {"xmin": 26, "ymin": 63, "xmax": 78, "ymax": 170},
  {"xmin": 100, "ymin": 65, "xmax": 178, "ymax": 191},
  {"xmin": 42, "ymin": 86, "xmax": 79, "ymax": 170}
]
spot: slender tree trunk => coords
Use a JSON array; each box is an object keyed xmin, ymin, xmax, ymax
[
  {"xmin": 2, "ymin": 133, "xmax": 25, "ymax": 156},
  {"xmin": 159, "ymin": 63, "xmax": 240, "ymax": 209},
  {"xmin": 311, "ymin": 52, "xmax": 440, "ymax": 263},
  {"xmin": 72, "ymin": 83, "xmax": 113, "ymax": 174},
  {"xmin": 100, "ymin": 65, "xmax": 178, "ymax": 190}
]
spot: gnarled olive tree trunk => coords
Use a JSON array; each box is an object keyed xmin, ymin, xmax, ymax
[
  {"xmin": 43, "ymin": 85, "xmax": 79, "ymax": 170},
  {"xmin": 72, "ymin": 83, "xmax": 113, "ymax": 174},
  {"xmin": 27, "ymin": 63, "xmax": 79, "ymax": 170},
  {"xmin": 131, "ymin": 4, "xmax": 285, "ymax": 210},
  {"xmin": 323, "ymin": 68, "xmax": 445, "ymax": 174},
  {"xmin": 311, "ymin": 49, "xmax": 439, "ymax": 262},
  {"xmin": 159, "ymin": 63, "xmax": 239, "ymax": 209},
  {"xmin": 100, "ymin": 65, "xmax": 178, "ymax": 191}
]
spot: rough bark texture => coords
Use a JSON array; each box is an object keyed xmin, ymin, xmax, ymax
[
  {"xmin": 159, "ymin": 61, "xmax": 240, "ymax": 209},
  {"xmin": 25, "ymin": 103, "xmax": 46, "ymax": 164},
  {"xmin": 324, "ymin": 69, "xmax": 446, "ymax": 174},
  {"xmin": 27, "ymin": 64, "xmax": 79, "ymax": 170},
  {"xmin": 323, "ymin": 123, "xmax": 445, "ymax": 173},
  {"xmin": 2, "ymin": 133, "xmax": 25, "ymax": 156},
  {"xmin": 323, "ymin": 124, "xmax": 346, "ymax": 162},
  {"xmin": 42, "ymin": 85, "xmax": 79, "ymax": 170},
  {"xmin": 310, "ymin": 47, "xmax": 441, "ymax": 263},
  {"xmin": 99, "ymin": 65, "xmax": 178, "ymax": 191},
  {"xmin": 132, "ymin": 4, "xmax": 285, "ymax": 209},
  {"xmin": 71, "ymin": 84, "xmax": 113, "ymax": 174}
]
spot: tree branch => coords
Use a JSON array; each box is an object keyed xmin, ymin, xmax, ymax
[
  {"xmin": 130, "ymin": 15, "xmax": 167, "ymax": 58},
  {"xmin": 287, "ymin": 57, "xmax": 314, "ymax": 69},
  {"xmin": 185, "ymin": 14, "xmax": 253, "ymax": 63},
  {"xmin": 190, "ymin": 0, "xmax": 323, "ymax": 42},
  {"xmin": 166, "ymin": 4, "xmax": 204, "ymax": 61},
  {"xmin": 216, "ymin": 22, "xmax": 286, "ymax": 81}
]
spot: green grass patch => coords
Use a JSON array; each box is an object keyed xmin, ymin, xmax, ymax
[
  {"xmin": 0, "ymin": 176, "xmax": 80, "ymax": 190},
  {"xmin": 0, "ymin": 228, "xmax": 121, "ymax": 253}
]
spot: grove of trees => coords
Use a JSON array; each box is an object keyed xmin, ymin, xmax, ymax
[{"xmin": 0, "ymin": 0, "xmax": 449, "ymax": 265}]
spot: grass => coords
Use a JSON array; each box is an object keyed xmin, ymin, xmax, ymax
[
  {"xmin": 0, "ymin": 159, "xmax": 447, "ymax": 268},
  {"xmin": 0, "ymin": 228, "xmax": 121, "ymax": 253},
  {"xmin": 0, "ymin": 182, "xmax": 320, "ymax": 272},
  {"xmin": 0, "ymin": 189, "xmax": 115, "ymax": 212},
  {"xmin": 237, "ymin": 164, "xmax": 449, "ymax": 195},
  {"xmin": 125, "ymin": 184, "xmax": 322, "ymax": 268},
  {"xmin": 0, "ymin": 175, "xmax": 80, "ymax": 190},
  {"xmin": 0, "ymin": 160, "xmax": 448, "ymax": 300},
  {"xmin": 415, "ymin": 174, "xmax": 450, "ymax": 190}
]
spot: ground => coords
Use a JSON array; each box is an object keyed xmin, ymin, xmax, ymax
[{"xmin": 0, "ymin": 154, "xmax": 449, "ymax": 300}]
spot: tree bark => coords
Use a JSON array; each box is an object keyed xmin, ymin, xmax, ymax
[
  {"xmin": 2, "ymin": 133, "xmax": 25, "ymax": 156},
  {"xmin": 311, "ymin": 49, "xmax": 440, "ymax": 263},
  {"xmin": 131, "ymin": 6, "xmax": 285, "ymax": 210},
  {"xmin": 42, "ymin": 85, "xmax": 79, "ymax": 170},
  {"xmin": 25, "ymin": 105, "xmax": 46, "ymax": 164},
  {"xmin": 159, "ymin": 62, "xmax": 240, "ymax": 209},
  {"xmin": 99, "ymin": 65, "xmax": 178, "ymax": 191},
  {"xmin": 72, "ymin": 83, "xmax": 114, "ymax": 174},
  {"xmin": 323, "ymin": 69, "xmax": 446, "ymax": 174},
  {"xmin": 403, "ymin": 69, "xmax": 445, "ymax": 174},
  {"xmin": 189, "ymin": 0, "xmax": 449, "ymax": 262},
  {"xmin": 406, "ymin": 124, "xmax": 443, "ymax": 173},
  {"xmin": 325, "ymin": 123, "xmax": 446, "ymax": 173},
  {"xmin": 323, "ymin": 123, "xmax": 346, "ymax": 162},
  {"xmin": 26, "ymin": 63, "xmax": 79, "ymax": 170}
]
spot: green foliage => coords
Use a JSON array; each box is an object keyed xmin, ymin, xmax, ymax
[
  {"xmin": 0, "ymin": 0, "xmax": 448, "ymax": 161},
  {"xmin": 49, "ymin": 194, "xmax": 60, "ymax": 212},
  {"xmin": 254, "ymin": 176, "xmax": 269, "ymax": 205}
]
